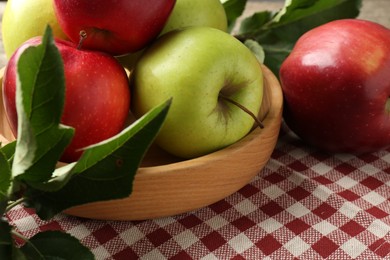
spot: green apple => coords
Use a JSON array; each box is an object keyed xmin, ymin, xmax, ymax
[
  {"xmin": 117, "ymin": 0, "xmax": 228, "ymax": 70},
  {"xmin": 2, "ymin": 0, "xmax": 67, "ymax": 58},
  {"xmin": 160, "ymin": 0, "xmax": 228, "ymax": 34},
  {"xmin": 131, "ymin": 27, "xmax": 263, "ymax": 159}
]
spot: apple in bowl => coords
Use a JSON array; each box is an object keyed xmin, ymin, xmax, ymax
[
  {"xmin": 131, "ymin": 26, "xmax": 264, "ymax": 159},
  {"xmin": 53, "ymin": 0, "xmax": 176, "ymax": 55},
  {"xmin": 160, "ymin": 0, "xmax": 228, "ymax": 35},
  {"xmin": 2, "ymin": 0, "xmax": 68, "ymax": 58},
  {"xmin": 2, "ymin": 37, "xmax": 131, "ymax": 162}
]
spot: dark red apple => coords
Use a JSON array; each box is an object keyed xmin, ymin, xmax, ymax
[
  {"xmin": 53, "ymin": 0, "xmax": 176, "ymax": 55},
  {"xmin": 2, "ymin": 37, "xmax": 131, "ymax": 162},
  {"xmin": 279, "ymin": 19, "xmax": 390, "ymax": 154}
]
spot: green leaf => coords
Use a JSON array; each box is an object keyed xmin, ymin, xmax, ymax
[
  {"xmin": 1, "ymin": 141, "xmax": 16, "ymax": 161},
  {"xmin": 25, "ymin": 99, "xmax": 171, "ymax": 220},
  {"xmin": 236, "ymin": 0, "xmax": 362, "ymax": 75},
  {"xmin": 20, "ymin": 231, "xmax": 94, "ymax": 260},
  {"xmin": 1, "ymin": 142, "xmax": 16, "ymax": 211},
  {"xmin": 239, "ymin": 10, "xmax": 274, "ymax": 35},
  {"xmin": 0, "ymin": 201, "xmax": 6, "ymax": 217},
  {"xmin": 222, "ymin": 0, "xmax": 248, "ymax": 32},
  {"xmin": 244, "ymin": 39, "xmax": 265, "ymax": 64},
  {"xmin": 266, "ymin": 0, "xmax": 363, "ymax": 43},
  {"xmin": 0, "ymin": 219, "xmax": 16, "ymax": 260},
  {"xmin": 262, "ymin": 42, "xmax": 295, "ymax": 79},
  {"xmin": 0, "ymin": 218, "xmax": 12, "ymax": 246},
  {"xmin": 0, "ymin": 149, "xmax": 12, "ymax": 202},
  {"xmin": 12, "ymin": 26, "xmax": 74, "ymax": 185}
]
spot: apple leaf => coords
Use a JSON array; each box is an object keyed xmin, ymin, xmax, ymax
[
  {"xmin": 238, "ymin": 11, "xmax": 273, "ymax": 34},
  {"xmin": 0, "ymin": 219, "xmax": 13, "ymax": 260},
  {"xmin": 0, "ymin": 141, "xmax": 16, "ymax": 161},
  {"xmin": 20, "ymin": 231, "xmax": 94, "ymax": 260},
  {"xmin": 222, "ymin": 0, "xmax": 248, "ymax": 32},
  {"xmin": 261, "ymin": 42, "xmax": 295, "ymax": 80},
  {"xmin": 12, "ymin": 26, "xmax": 74, "ymax": 186},
  {"xmin": 0, "ymin": 149, "xmax": 11, "ymax": 202},
  {"xmin": 236, "ymin": 0, "xmax": 362, "ymax": 75},
  {"xmin": 25, "ymin": 99, "xmax": 171, "ymax": 220},
  {"xmin": 0, "ymin": 219, "xmax": 26, "ymax": 260},
  {"xmin": 244, "ymin": 39, "xmax": 265, "ymax": 64}
]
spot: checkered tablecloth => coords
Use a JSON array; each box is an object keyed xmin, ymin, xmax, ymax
[{"xmin": 6, "ymin": 122, "xmax": 390, "ymax": 259}]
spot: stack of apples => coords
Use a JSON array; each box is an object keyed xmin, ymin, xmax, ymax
[{"xmin": 1, "ymin": 0, "xmax": 265, "ymax": 162}]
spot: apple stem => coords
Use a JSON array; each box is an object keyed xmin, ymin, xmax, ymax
[
  {"xmin": 77, "ymin": 30, "xmax": 88, "ymax": 50},
  {"xmin": 219, "ymin": 94, "xmax": 264, "ymax": 129}
]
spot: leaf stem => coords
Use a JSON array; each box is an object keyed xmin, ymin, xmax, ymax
[
  {"xmin": 11, "ymin": 229, "xmax": 29, "ymax": 242},
  {"xmin": 6, "ymin": 197, "xmax": 27, "ymax": 212}
]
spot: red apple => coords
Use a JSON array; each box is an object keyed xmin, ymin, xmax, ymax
[
  {"xmin": 279, "ymin": 19, "xmax": 390, "ymax": 154},
  {"xmin": 53, "ymin": 0, "xmax": 176, "ymax": 55},
  {"xmin": 2, "ymin": 37, "xmax": 131, "ymax": 162}
]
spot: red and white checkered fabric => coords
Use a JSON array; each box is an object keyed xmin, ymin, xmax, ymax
[{"xmin": 7, "ymin": 123, "xmax": 390, "ymax": 259}]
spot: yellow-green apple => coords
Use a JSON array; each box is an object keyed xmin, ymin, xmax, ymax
[
  {"xmin": 280, "ymin": 19, "xmax": 390, "ymax": 154},
  {"xmin": 117, "ymin": 0, "xmax": 227, "ymax": 71},
  {"xmin": 2, "ymin": 38, "xmax": 131, "ymax": 162},
  {"xmin": 160, "ymin": 0, "xmax": 227, "ymax": 34},
  {"xmin": 53, "ymin": 0, "xmax": 176, "ymax": 56},
  {"xmin": 131, "ymin": 27, "xmax": 263, "ymax": 158},
  {"xmin": 2, "ymin": 0, "xmax": 68, "ymax": 59}
]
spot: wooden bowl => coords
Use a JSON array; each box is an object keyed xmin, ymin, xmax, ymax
[{"xmin": 0, "ymin": 64, "xmax": 283, "ymax": 220}]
